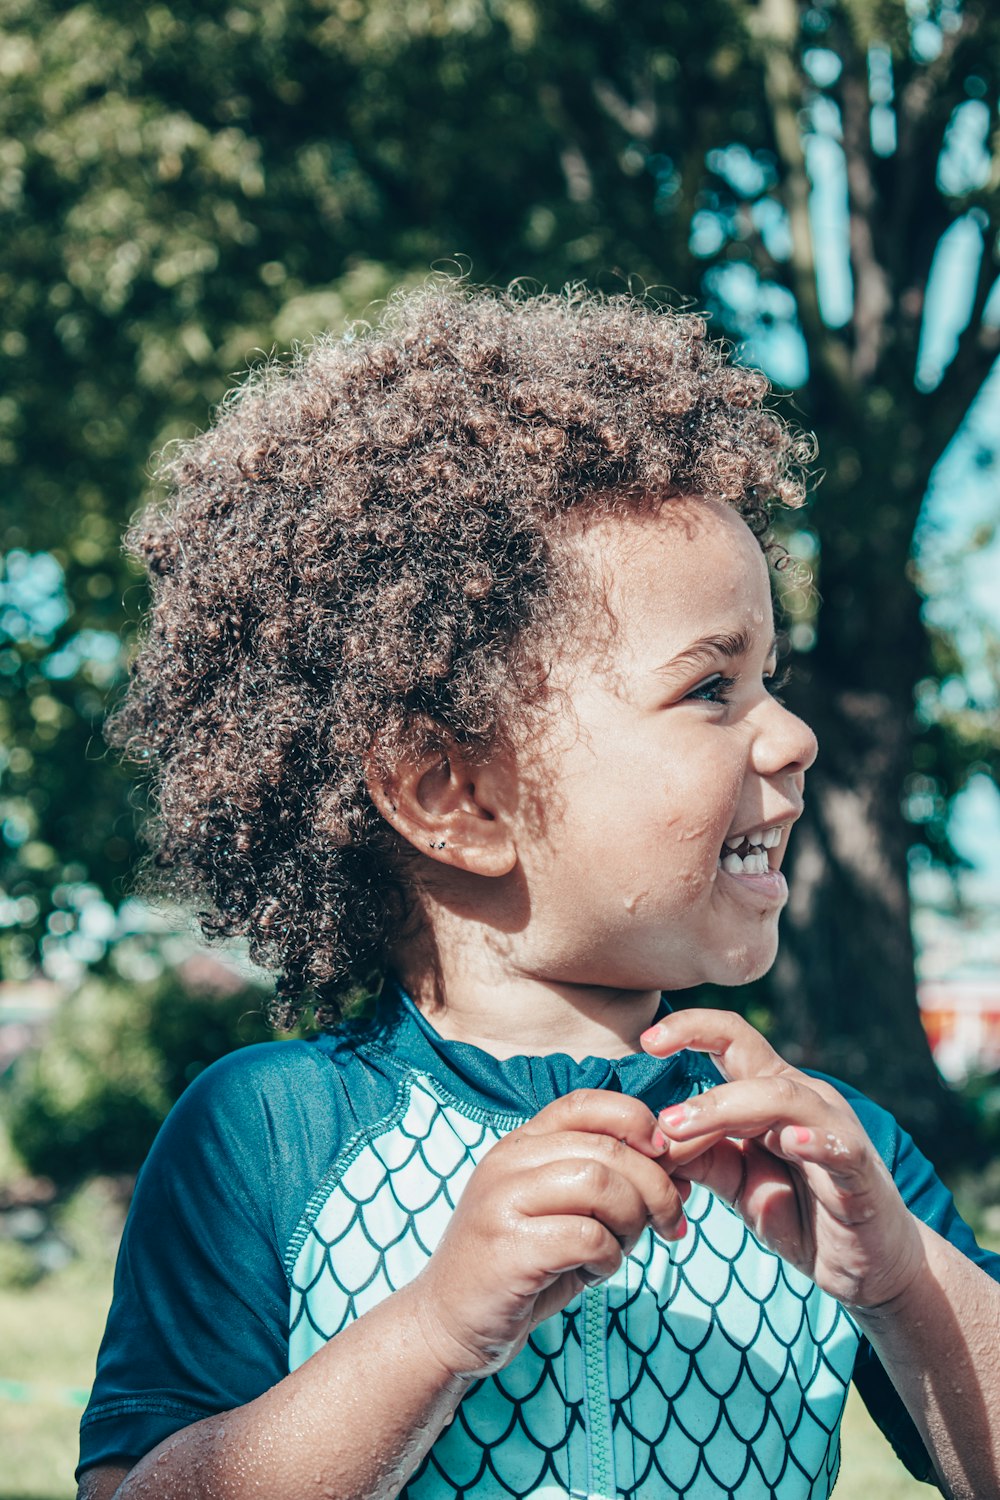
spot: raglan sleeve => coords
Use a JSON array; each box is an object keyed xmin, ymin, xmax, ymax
[
  {"xmin": 818, "ymin": 1073, "xmax": 1000, "ymax": 1483},
  {"xmin": 76, "ymin": 1039, "xmax": 338, "ymax": 1476}
]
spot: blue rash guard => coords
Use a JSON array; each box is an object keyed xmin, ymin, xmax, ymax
[{"xmin": 78, "ymin": 988, "xmax": 1000, "ymax": 1497}]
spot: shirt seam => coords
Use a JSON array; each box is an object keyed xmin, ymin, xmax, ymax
[
  {"xmin": 363, "ymin": 1037, "xmax": 534, "ymax": 1128},
  {"xmin": 81, "ymin": 1395, "xmax": 207, "ymax": 1427},
  {"xmin": 282, "ymin": 1062, "xmax": 529, "ymax": 1280}
]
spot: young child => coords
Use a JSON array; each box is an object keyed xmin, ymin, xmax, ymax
[{"xmin": 78, "ymin": 282, "xmax": 1000, "ymax": 1500}]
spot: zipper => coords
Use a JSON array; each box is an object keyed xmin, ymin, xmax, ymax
[{"xmin": 582, "ymin": 1283, "xmax": 615, "ymax": 1499}]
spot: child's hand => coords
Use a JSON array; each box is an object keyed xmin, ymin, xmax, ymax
[
  {"xmin": 642, "ymin": 1009, "xmax": 925, "ymax": 1312},
  {"xmin": 411, "ymin": 1090, "xmax": 686, "ymax": 1380}
]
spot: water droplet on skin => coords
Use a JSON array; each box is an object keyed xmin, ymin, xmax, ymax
[{"xmin": 622, "ymin": 890, "xmax": 647, "ymax": 912}]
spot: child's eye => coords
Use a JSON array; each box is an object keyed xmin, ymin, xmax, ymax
[
  {"xmin": 686, "ymin": 673, "xmax": 737, "ymax": 704},
  {"xmin": 764, "ymin": 664, "xmax": 792, "ymax": 704}
]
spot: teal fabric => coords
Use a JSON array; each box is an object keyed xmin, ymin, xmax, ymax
[
  {"xmin": 79, "ymin": 987, "xmax": 1000, "ymax": 1495},
  {"xmin": 288, "ymin": 1069, "xmax": 856, "ymax": 1497}
]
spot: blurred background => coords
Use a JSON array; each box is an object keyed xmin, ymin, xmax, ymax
[{"xmin": 1, "ymin": 1, "xmax": 998, "ymax": 1495}]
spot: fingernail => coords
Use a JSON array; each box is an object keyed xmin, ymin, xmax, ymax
[
  {"xmin": 579, "ymin": 1268, "xmax": 609, "ymax": 1287},
  {"xmin": 669, "ymin": 1215, "xmax": 688, "ymax": 1241},
  {"xmin": 794, "ymin": 1126, "xmax": 811, "ymax": 1145},
  {"xmin": 651, "ymin": 1129, "xmax": 668, "ymax": 1152},
  {"xmin": 640, "ymin": 1026, "xmax": 662, "ymax": 1047},
  {"xmin": 658, "ymin": 1104, "xmax": 688, "ymax": 1131}
]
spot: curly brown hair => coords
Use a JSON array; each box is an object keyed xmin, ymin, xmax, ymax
[{"xmin": 106, "ymin": 278, "xmax": 811, "ymax": 1027}]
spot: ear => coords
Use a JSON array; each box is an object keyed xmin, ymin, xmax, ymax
[{"xmin": 366, "ymin": 741, "xmax": 518, "ymax": 878}]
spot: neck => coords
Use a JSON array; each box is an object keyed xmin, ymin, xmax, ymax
[{"xmin": 392, "ymin": 920, "xmax": 661, "ymax": 1062}]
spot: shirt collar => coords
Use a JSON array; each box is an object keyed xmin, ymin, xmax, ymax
[{"xmin": 368, "ymin": 981, "xmax": 715, "ymax": 1117}]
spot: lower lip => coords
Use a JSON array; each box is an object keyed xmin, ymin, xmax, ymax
[{"xmin": 717, "ymin": 866, "xmax": 788, "ymax": 904}]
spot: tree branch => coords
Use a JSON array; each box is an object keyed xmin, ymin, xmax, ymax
[
  {"xmin": 838, "ymin": 67, "xmax": 892, "ymax": 380},
  {"xmin": 933, "ymin": 223, "xmax": 1000, "ymax": 447},
  {"xmin": 748, "ymin": 0, "xmax": 854, "ymax": 402},
  {"xmin": 537, "ymin": 84, "xmax": 596, "ymax": 205},
  {"xmin": 591, "ymin": 75, "xmax": 657, "ymax": 141},
  {"xmin": 892, "ymin": 8, "xmax": 984, "ymax": 296}
]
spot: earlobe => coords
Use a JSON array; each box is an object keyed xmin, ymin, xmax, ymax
[{"xmin": 366, "ymin": 743, "xmax": 517, "ymax": 878}]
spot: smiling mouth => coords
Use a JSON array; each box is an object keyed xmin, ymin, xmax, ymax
[{"xmin": 717, "ymin": 826, "xmax": 784, "ymax": 876}]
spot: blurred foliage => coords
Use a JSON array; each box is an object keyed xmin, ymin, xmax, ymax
[
  {"xmin": 0, "ymin": 1235, "xmax": 38, "ymax": 1289},
  {"xmin": 0, "ymin": 0, "xmax": 780, "ymax": 979},
  {"xmin": 4, "ymin": 969, "xmax": 281, "ymax": 1187},
  {"xmin": 2, "ymin": 0, "xmax": 1000, "ymax": 1141}
]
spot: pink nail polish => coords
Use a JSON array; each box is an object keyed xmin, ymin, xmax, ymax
[
  {"xmin": 658, "ymin": 1104, "xmax": 688, "ymax": 1131},
  {"xmin": 651, "ymin": 1129, "xmax": 668, "ymax": 1152},
  {"xmin": 640, "ymin": 1026, "xmax": 662, "ymax": 1047},
  {"xmin": 794, "ymin": 1126, "xmax": 811, "ymax": 1145}
]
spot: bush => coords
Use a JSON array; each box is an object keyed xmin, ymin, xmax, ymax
[{"xmin": 4, "ymin": 968, "xmax": 284, "ymax": 1188}]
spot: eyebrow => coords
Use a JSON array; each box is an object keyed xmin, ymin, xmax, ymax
[{"xmin": 654, "ymin": 630, "xmax": 779, "ymax": 677}]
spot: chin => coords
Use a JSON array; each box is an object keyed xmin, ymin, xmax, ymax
[{"xmin": 707, "ymin": 938, "xmax": 780, "ymax": 988}]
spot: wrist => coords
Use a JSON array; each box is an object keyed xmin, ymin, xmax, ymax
[
  {"xmin": 845, "ymin": 1214, "xmax": 930, "ymax": 1321},
  {"xmin": 403, "ymin": 1274, "xmax": 490, "ymax": 1386}
]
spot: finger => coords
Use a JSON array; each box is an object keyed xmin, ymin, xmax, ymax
[
  {"xmin": 678, "ymin": 1136, "xmax": 793, "ymax": 1215},
  {"xmin": 640, "ymin": 1008, "xmax": 789, "ymax": 1083},
  {"xmin": 673, "ymin": 1137, "xmax": 748, "ymax": 1206},
  {"xmin": 771, "ymin": 1121, "xmax": 888, "ymax": 1198},
  {"xmin": 500, "ymin": 1131, "xmax": 686, "ymax": 1241},
  {"xmin": 518, "ymin": 1089, "xmax": 664, "ymax": 1157},
  {"xmin": 656, "ymin": 1075, "xmax": 854, "ymax": 1158},
  {"xmin": 677, "ymin": 1138, "xmax": 806, "ymax": 1255},
  {"xmin": 528, "ymin": 1214, "xmax": 626, "ymax": 1287},
  {"xmin": 513, "ymin": 1159, "xmax": 686, "ymax": 1248},
  {"xmin": 671, "ymin": 1100, "xmax": 882, "ymax": 1215}
]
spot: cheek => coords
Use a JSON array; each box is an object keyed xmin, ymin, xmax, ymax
[
  {"xmin": 653, "ymin": 751, "xmax": 742, "ymax": 845},
  {"xmin": 671, "ymin": 864, "xmax": 720, "ymax": 901}
]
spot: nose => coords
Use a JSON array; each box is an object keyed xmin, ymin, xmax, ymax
[{"xmin": 750, "ymin": 696, "xmax": 818, "ymax": 779}]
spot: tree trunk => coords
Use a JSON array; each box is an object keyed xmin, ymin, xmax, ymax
[
  {"xmin": 763, "ymin": 441, "xmax": 965, "ymax": 1157},
  {"xmin": 769, "ymin": 694, "xmax": 956, "ymax": 1150}
]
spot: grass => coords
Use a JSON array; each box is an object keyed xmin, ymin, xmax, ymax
[
  {"xmin": 838, "ymin": 1390, "xmax": 932, "ymax": 1497},
  {"xmin": 0, "ymin": 1181, "xmax": 118, "ymax": 1500}
]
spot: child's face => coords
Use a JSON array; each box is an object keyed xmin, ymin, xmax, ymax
[{"xmin": 504, "ymin": 496, "xmax": 818, "ymax": 994}]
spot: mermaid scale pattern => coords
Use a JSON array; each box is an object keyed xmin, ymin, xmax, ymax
[{"xmin": 288, "ymin": 1074, "xmax": 859, "ymax": 1498}]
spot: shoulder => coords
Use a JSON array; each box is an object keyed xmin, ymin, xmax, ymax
[
  {"xmin": 161, "ymin": 1027, "xmax": 402, "ymax": 1146},
  {"xmin": 169, "ymin": 1036, "xmax": 330, "ymax": 1122},
  {"xmin": 140, "ymin": 1028, "xmax": 408, "ymax": 1256},
  {"xmin": 151, "ymin": 1039, "xmax": 334, "ymax": 1178}
]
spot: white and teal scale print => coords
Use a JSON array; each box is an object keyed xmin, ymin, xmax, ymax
[{"xmin": 287, "ymin": 1073, "xmax": 860, "ymax": 1499}]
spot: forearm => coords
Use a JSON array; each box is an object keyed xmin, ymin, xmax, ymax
[
  {"xmin": 113, "ymin": 1279, "xmax": 469, "ymax": 1500},
  {"xmin": 851, "ymin": 1219, "xmax": 1000, "ymax": 1500}
]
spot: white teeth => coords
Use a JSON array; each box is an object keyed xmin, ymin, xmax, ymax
[
  {"xmin": 720, "ymin": 850, "xmax": 771, "ymax": 875},
  {"xmin": 720, "ymin": 825, "xmax": 787, "ymax": 866}
]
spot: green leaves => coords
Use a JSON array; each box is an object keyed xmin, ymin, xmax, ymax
[{"xmin": 1, "ymin": 0, "xmax": 998, "ymax": 1138}]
